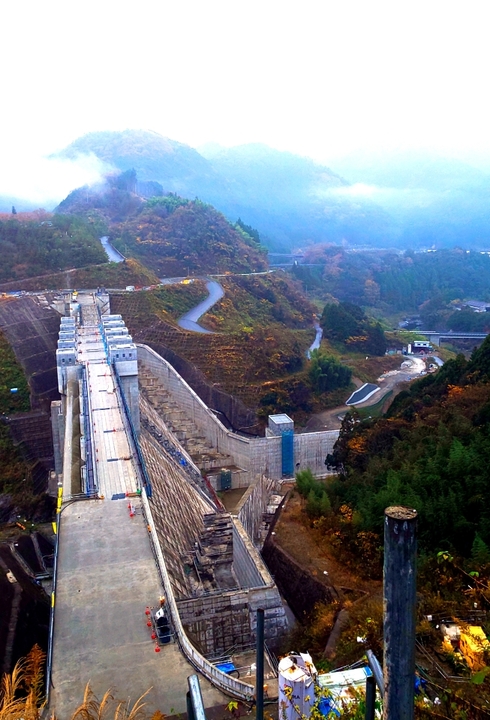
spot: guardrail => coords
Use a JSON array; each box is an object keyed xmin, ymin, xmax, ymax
[{"xmin": 140, "ymin": 489, "xmax": 255, "ymax": 701}]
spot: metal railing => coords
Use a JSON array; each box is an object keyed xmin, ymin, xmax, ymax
[
  {"xmin": 81, "ymin": 366, "xmax": 97, "ymax": 495},
  {"xmin": 365, "ymin": 650, "xmax": 384, "ymax": 720},
  {"xmin": 140, "ymin": 489, "xmax": 255, "ymax": 700}
]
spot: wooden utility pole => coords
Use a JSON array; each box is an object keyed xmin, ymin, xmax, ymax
[{"xmin": 383, "ymin": 506, "xmax": 418, "ymax": 720}]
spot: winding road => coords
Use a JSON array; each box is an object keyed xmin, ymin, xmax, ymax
[
  {"xmin": 100, "ymin": 236, "xmax": 125, "ymax": 263},
  {"xmin": 94, "ymin": 253, "xmax": 431, "ymax": 425},
  {"xmin": 307, "ymin": 322, "xmax": 323, "ymax": 358},
  {"xmin": 177, "ymin": 279, "xmax": 224, "ymax": 333}
]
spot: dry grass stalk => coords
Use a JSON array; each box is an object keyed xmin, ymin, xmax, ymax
[
  {"xmin": 70, "ymin": 684, "xmax": 151, "ymax": 720},
  {"xmin": 0, "ymin": 645, "xmax": 45, "ymax": 720},
  {"xmin": 1, "ymin": 648, "xmax": 151, "ymax": 720}
]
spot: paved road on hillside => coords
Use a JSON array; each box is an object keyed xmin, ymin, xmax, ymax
[
  {"xmin": 307, "ymin": 322, "xmax": 323, "ymax": 358},
  {"xmin": 177, "ymin": 280, "xmax": 224, "ymax": 333},
  {"xmin": 100, "ymin": 236, "xmax": 125, "ymax": 263},
  {"xmin": 300, "ymin": 355, "xmax": 428, "ymax": 432}
]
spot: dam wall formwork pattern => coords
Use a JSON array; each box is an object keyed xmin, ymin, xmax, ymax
[
  {"xmin": 236, "ymin": 475, "xmax": 283, "ymax": 548},
  {"xmin": 137, "ymin": 344, "xmax": 338, "ymax": 482},
  {"xmin": 139, "ymin": 421, "xmax": 288, "ymax": 656}
]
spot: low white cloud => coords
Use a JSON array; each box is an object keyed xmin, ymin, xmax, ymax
[
  {"xmin": 0, "ymin": 151, "xmax": 111, "ymax": 209},
  {"xmin": 329, "ymin": 183, "xmax": 380, "ymax": 198},
  {"xmin": 317, "ymin": 183, "xmax": 436, "ymax": 210}
]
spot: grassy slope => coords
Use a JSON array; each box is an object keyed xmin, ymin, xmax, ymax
[
  {"xmin": 0, "ymin": 332, "xmax": 30, "ymax": 414},
  {"xmin": 113, "ymin": 273, "xmax": 406, "ymax": 424},
  {"xmin": 0, "ymin": 330, "xmax": 31, "ymax": 498},
  {"xmin": 110, "ymin": 280, "xmax": 210, "ymax": 327},
  {"xmin": 0, "ymin": 259, "xmax": 160, "ymax": 292},
  {"xmin": 111, "ymin": 274, "xmax": 323, "ymax": 423},
  {"xmin": 199, "ymin": 274, "xmax": 314, "ymax": 331}
]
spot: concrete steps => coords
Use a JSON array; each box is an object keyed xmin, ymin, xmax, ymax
[{"xmin": 139, "ymin": 368, "xmax": 235, "ymax": 474}]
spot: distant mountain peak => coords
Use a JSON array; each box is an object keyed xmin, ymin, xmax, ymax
[{"xmin": 54, "ymin": 130, "xmax": 399, "ymax": 251}]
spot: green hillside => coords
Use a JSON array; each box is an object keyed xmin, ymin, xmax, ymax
[
  {"xmin": 0, "ymin": 212, "xmax": 106, "ymax": 283},
  {"xmin": 0, "ymin": 328, "xmax": 35, "ymax": 518},
  {"xmin": 57, "ymin": 177, "xmax": 269, "ymax": 276},
  {"xmin": 292, "ymin": 246, "xmax": 490, "ymax": 325},
  {"xmin": 326, "ymin": 336, "xmax": 490, "ymax": 563},
  {"xmin": 110, "ymin": 274, "xmax": 324, "ymax": 424},
  {"xmin": 111, "ymin": 196, "xmax": 268, "ymax": 276}
]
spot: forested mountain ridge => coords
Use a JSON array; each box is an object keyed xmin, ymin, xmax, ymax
[
  {"xmin": 55, "ymin": 130, "xmax": 399, "ymax": 250},
  {"xmin": 57, "ymin": 175, "xmax": 268, "ymax": 276},
  {"xmin": 111, "ymin": 196, "xmax": 268, "ymax": 276},
  {"xmin": 293, "ymin": 246, "xmax": 490, "ymax": 319},
  {"xmin": 57, "ymin": 129, "xmax": 225, "ymax": 199},
  {"xmin": 0, "ymin": 211, "xmax": 107, "ymax": 282},
  {"xmin": 327, "ymin": 335, "xmax": 490, "ymax": 562}
]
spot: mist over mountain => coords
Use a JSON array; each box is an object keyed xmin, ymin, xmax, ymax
[
  {"xmin": 0, "ymin": 195, "xmax": 39, "ymax": 214},
  {"xmin": 56, "ymin": 130, "xmax": 400, "ymax": 251},
  {"xmin": 10, "ymin": 130, "xmax": 490, "ymax": 251},
  {"xmin": 0, "ymin": 150, "xmax": 110, "ymax": 214},
  {"xmin": 57, "ymin": 130, "xmax": 226, "ymax": 200},
  {"xmin": 199, "ymin": 142, "xmax": 398, "ymax": 249},
  {"xmin": 330, "ymin": 150, "xmax": 490, "ymax": 248}
]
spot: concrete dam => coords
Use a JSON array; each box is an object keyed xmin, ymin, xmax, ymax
[{"xmin": 47, "ymin": 290, "xmax": 338, "ymax": 716}]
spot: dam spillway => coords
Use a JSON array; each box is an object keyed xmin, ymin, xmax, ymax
[
  {"xmin": 49, "ymin": 293, "xmax": 228, "ymax": 717},
  {"xmin": 49, "ymin": 292, "xmax": 291, "ymax": 717}
]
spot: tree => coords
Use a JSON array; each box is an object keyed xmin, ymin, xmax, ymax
[
  {"xmin": 320, "ymin": 302, "xmax": 386, "ymax": 356},
  {"xmin": 321, "ymin": 303, "xmax": 358, "ymax": 342},
  {"xmin": 296, "ymin": 468, "xmax": 315, "ymax": 497},
  {"xmin": 308, "ymin": 350, "xmax": 351, "ymax": 393},
  {"xmin": 472, "ymin": 534, "xmax": 490, "ymax": 566},
  {"xmin": 363, "ymin": 278, "xmax": 380, "ymax": 305}
]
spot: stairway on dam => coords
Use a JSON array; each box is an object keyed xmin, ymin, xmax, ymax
[
  {"xmin": 139, "ymin": 366, "xmax": 235, "ymax": 472},
  {"xmin": 136, "ymin": 358, "xmax": 288, "ymax": 662},
  {"xmin": 51, "ymin": 293, "xmax": 287, "ymax": 717},
  {"xmin": 51, "ymin": 294, "xmax": 227, "ymax": 718}
]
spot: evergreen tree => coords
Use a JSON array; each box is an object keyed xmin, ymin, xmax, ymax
[
  {"xmin": 471, "ymin": 534, "xmax": 490, "ymax": 566},
  {"xmin": 308, "ymin": 350, "xmax": 352, "ymax": 393}
]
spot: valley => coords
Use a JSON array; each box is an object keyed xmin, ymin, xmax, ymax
[
  {"xmin": 2, "ymin": 153, "xmax": 490, "ymax": 719},
  {"xmin": 5, "ymin": 4, "xmax": 490, "ymax": 716}
]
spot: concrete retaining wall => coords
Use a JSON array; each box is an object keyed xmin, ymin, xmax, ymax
[
  {"xmin": 138, "ymin": 345, "xmax": 339, "ymax": 481},
  {"xmin": 174, "ymin": 516, "xmax": 287, "ymax": 657},
  {"xmin": 294, "ymin": 431, "xmax": 338, "ymax": 477},
  {"xmin": 262, "ymin": 537, "xmax": 340, "ymax": 620},
  {"xmin": 177, "ymin": 590, "xmax": 252, "ymax": 657},
  {"xmin": 236, "ymin": 476, "xmax": 282, "ymax": 547},
  {"xmin": 232, "ymin": 520, "xmax": 268, "ymax": 590}
]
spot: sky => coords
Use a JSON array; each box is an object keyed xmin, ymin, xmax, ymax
[{"xmin": 2, "ymin": 0, "xmax": 490, "ymax": 204}]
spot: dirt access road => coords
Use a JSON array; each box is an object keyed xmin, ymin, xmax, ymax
[{"xmin": 301, "ymin": 355, "xmax": 427, "ymax": 432}]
